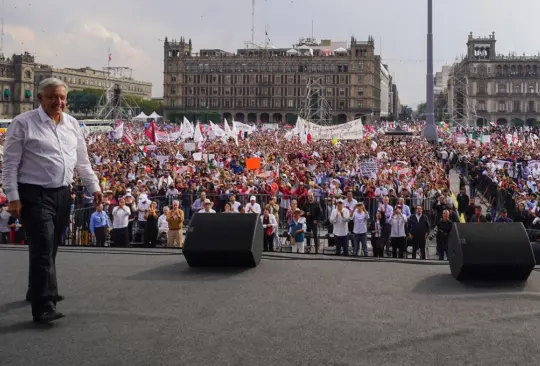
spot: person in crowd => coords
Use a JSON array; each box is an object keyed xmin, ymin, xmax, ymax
[
  {"xmin": 261, "ymin": 208, "xmax": 278, "ymax": 252},
  {"xmin": 2, "ymin": 77, "xmax": 102, "ymax": 323},
  {"xmin": 288, "ymin": 208, "xmax": 306, "ymax": 254},
  {"xmin": 344, "ymin": 190, "xmax": 358, "ymax": 248},
  {"xmin": 0, "ymin": 204, "xmax": 11, "ymax": 244},
  {"xmin": 191, "ymin": 191, "xmax": 206, "ymax": 213},
  {"xmin": 436, "ymin": 210, "xmax": 453, "ymax": 261},
  {"xmin": 398, "ymin": 197, "xmax": 411, "ymax": 219},
  {"xmin": 379, "ymin": 196, "xmax": 394, "ymax": 256},
  {"xmin": 112, "ymin": 197, "xmax": 131, "ymax": 248},
  {"xmin": 136, "ymin": 190, "xmax": 151, "ymax": 241},
  {"xmin": 330, "ymin": 199, "xmax": 350, "ymax": 256},
  {"xmin": 124, "ymin": 192, "xmax": 138, "ymax": 243},
  {"xmin": 199, "ymin": 199, "xmax": 217, "ymax": 213},
  {"xmin": 89, "ymin": 203, "xmax": 111, "ymax": 247},
  {"xmin": 302, "ymin": 192, "xmax": 322, "ymax": 254},
  {"xmin": 370, "ymin": 210, "xmax": 386, "ymax": 258},
  {"xmin": 157, "ymin": 206, "xmax": 170, "ymax": 242},
  {"xmin": 407, "ymin": 205, "xmax": 430, "ymax": 260},
  {"xmin": 389, "ymin": 205, "xmax": 408, "ymax": 258},
  {"xmin": 469, "ymin": 205, "xmax": 488, "ymax": 223},
  {"xmin": 166, "ymin": 200, "xmax": 184, "ymax": 247},
  {"xmin": 245, "ymin": 195, "xmax": 261, "ymax": 214},
  {"xmin": 223, "ymin": 202, "xmax": 233, "ymax": 213},
  {"xmin": 143, "ymin": 201, "xmax": 159, "ymax": 248},
  {"xmin": 352, "ymin": 202, "xmax": 369, "ymax": 257},
  {"xmin": 513, "ymin": 202, "xmax": 530, "ymax": 227},
  {"xmin": 456, "ymin": 186, "xmax": 470, "ymax": 218},
  {"xmin": 495, "ymin": 208, "xmax": 513, "ymax": 223},
  {"xmin": 229, "ymin": 195, "xmax": 241, "ymax": 213}
]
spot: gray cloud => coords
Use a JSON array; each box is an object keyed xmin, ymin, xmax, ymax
[{"xmin": 4, "ymin": 0, "xmax": 540, "ymax": 107}]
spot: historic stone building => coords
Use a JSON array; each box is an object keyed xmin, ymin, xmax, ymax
[
  {"xmin": 448, "ymin": 32, "xmax": 540, "ymax": 127},
  {"xmin": 0, "ymin": 52, "xmax": 36, "ymax": 118},
  {"xmin": 163, "ymin": 36, "xmax": 386, "ymax": 124},
  {"xmin": 34, "ymin": 65, "xmax": 152, "ymax": 101}
]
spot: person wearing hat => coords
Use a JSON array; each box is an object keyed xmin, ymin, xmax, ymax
[
  {"xmin": 245, "ymin": 196, "xmax": 261, "ymax": 214},
  {"xmin": 330, "ymin": 199, "xmax": 351, "ymax": 256},
  {"xmin": 288, "ymin": 208, "xmax": 307, "ymax": 253},
  {"xmin": 199, "ymin": 199, "xmax": 216, "ymax": 213},
  {"xmin": 495, "ymin": 208, "xmax": 513, "ymax": 223}
]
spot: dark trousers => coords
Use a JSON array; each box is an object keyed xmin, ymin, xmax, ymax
[
  {"xmin": 94, "ymin": 226, "xmax": 106, "ymax": 247},
  {"xmin": 411, "ymin": 236, "xmax": 426, "ymax": 259},
  {"xmin": 437, "ymin": 236, "xmax": 449, "ymax": 260},
  {"xmin": 372, "ymin": 236, "xmax": 384, "ymax": 257},
  {"xmin": 353, "ymin": 233, "xmax": 368, "ymax": 256},
  {"xmin": 20, "ymin": 184, "xmax": 71, "ymax": 317},
  {"xmin": 112, "ymin": 227, "xmax": 129, "ymax": 248},
  {"xmin": 305, "ymin": 223, "xmax": 319, "ymax": 251},
  {"xmin": 334, "ymin": 235, "xmax": 348, "ymax": 256},
  {"xmin": 143, "ymin": 229, "xmax": 158, "ymax": 248},
  {"xmin": 0, "ymin": 231, "xmax": 9, "ymax": 244},
  {"xmin": 263, "ymin": 234, "xmax": 274, "ymax": 252},
  {"xmin": 391, "ymin": 237, "xmax": 406, "ymax": 258},
  {"xmin": 127, "ymin": 220, "xmax": 134, "ymax": 243}
]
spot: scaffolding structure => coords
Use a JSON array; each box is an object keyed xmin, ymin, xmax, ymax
[
  {"xmin": 447, "ymin": 62, "xmax": 478, "ymax": 128},
  {"xmin": 94, "ymin": 66, "xmax": 139, "ymax": 120},
  {"xmin": 299, "ymin": 76, "xmax": 333, "ymax": 126}
]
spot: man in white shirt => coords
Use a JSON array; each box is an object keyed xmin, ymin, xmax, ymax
[
  {"xmin": 245, "ymin": 196, "xmax": 261, "ymax": 214},
  {"xmin": 330, "ymin": 199, "xmax": 351, "ymax": 256},
  {"xmin": 229, "ymin": 195, "xmax": 241, "ymax": 213},
  {"xmin": 3, "ymin": 78, "xmax": 102, "ymax": 323},
  {"xmin": 198, "ymin": 199, "xmax": 216, "ymax": 213}
]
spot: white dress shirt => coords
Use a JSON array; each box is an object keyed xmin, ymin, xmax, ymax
[
  {"xmin": 245, "ymin": 202, "xmax": 261, "ymax": 214},
  {"xmin": 198, "ymin": 209, "xmax": 216, "ymax": 213},
  {"xmin": 330, "ymin": 208, "xmax": 350, "ymax": 236},
  {"xmin": 112, "ymin": 206, "xmax": 131, "ymax": 229},
  {"xmin": 352, "ymin": 211, "xmax": 369, "ymax": 234},
  {"xmin": 2, "ymin": 106, "xmax": 100, "ymax": 201},
  {"xmin": 157, "ymin": 214, "xmax": 169, "ymax": 230}
]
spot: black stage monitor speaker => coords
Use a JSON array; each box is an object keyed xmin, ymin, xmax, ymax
[
  {"xmin": 448, "ymin": 223, "xmax": 535, "ymax": 282},
  {"xmin": 183, "ymin": 213, "xmax": 263, "ymax": 267}
]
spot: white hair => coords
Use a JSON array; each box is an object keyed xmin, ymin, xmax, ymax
[
  {"xmin": 172, "ymin": 200, "xmax": 180, "ymax": 206},
  {"xmin": 37, "ymin": 77, "xmax": 69, "ymax": 96}
]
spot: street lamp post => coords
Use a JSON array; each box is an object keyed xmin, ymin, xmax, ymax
[{"xmin": 423, "ymin": 0, "xmax": 438, "ymax": 142}]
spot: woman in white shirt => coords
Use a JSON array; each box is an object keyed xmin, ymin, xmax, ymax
[
  {"xmin": 330, "ymin": 200, "xmax": 351, "ymax": 256},
  {"xmin": 389, "ymin": 205, "xmax": 408, "ymax": 258},
  {"xmin": 157, "ymin": 206, "xmax": 169, "ymax": 236},
  {"xmin": 352, "ymin": 203, "xmax": 369, "ymax": 256},
  {"xmin": 112, "ymin": 197, "xmax": 131, "ymax": 248},
  {"xmin": 260, "ymin": 208, "xmax": 278, "ymax": 252}
]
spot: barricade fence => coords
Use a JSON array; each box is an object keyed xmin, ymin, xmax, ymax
[{"xmin": 65, "ymin": 194, "xmax": 441, "ymax": 247}]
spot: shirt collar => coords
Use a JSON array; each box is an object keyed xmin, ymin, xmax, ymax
[{"xmin": 38, "ymin": 106, "xmax": 64, "ymax": 124}]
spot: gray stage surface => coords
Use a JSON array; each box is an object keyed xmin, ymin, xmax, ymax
[{"xmin": 1, "ymin": 245, "xmax": 540, "ymax": 366}]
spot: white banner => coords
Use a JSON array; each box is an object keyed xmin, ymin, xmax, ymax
[
  {"xmin": 358, "ymin": 159, "xmax": 378, "ymax": 179},
  {"xmin": 304, "ymin": 118, "xmax": 363, "ymax": 140}
]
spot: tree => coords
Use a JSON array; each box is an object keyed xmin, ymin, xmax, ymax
[
  {"xmin": 416, "ymin": 102, "xmax": 426, "ymax": 115},
  {"xmin": 125, "ymin": 96, "xmax": 162, "ymax": 116},
  {"xmin": 67, "ymin": 90, "xmax": 101, "ymax": 117}
]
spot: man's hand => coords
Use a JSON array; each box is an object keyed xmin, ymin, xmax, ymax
[
  {"xmin": 93, "ymin": 191, "xmax": 103, "ymax": 206},
  {"xmin": 8, "ymin": 200, "xmax": 22, "ymax": 218}
]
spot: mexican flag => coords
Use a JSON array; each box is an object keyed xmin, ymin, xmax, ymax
[{"xmin": 138, "ymin": 145, "xmax": 146, "ymax": 158}]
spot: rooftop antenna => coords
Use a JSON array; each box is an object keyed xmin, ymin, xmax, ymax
[
  {"xmin": 251, "ymin": 0, "xmax": 255, "ymax": 46},
  {"xmin": 0, "ymin": 0, "xmax": 4, "ymax": 56}
]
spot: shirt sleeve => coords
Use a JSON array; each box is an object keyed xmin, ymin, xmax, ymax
[
  {"xmin": 2, "ymin": 118, "xmax": 25, "ymax": 202},
  {"xmin": 74, "ymin": 118, "xmax": 100, "ymax": 194}
]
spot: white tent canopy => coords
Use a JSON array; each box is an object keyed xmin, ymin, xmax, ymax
[
  {"xmin": 133, "ymin": 112, "xmax": 148, "ymax": 120},
  {"xmin": 334, "ymin": 47, "xmax": 347, "ymax": 53},
  {"xmin": 148, "ymin": 111, "xmax": 162, "ymax": 119}
]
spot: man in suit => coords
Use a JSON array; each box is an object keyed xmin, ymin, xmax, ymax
[
  {"xmin": 469, "ymin": 206, "xmax": 488, "ymax": 223},
  {"xmin": 407, "ymin": 205, "xmax": 430, "ymax": 259}
]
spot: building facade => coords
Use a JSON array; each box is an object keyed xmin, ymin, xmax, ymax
[
  {"xmin": 163, "ymin": 36, "xmax": 384, "ymax": 124},
  {"xmin": 34, "ymin": 65, "xmax": 152, "ymax": 101},
  {"xmin": 448, "ymin": 32, "xmax": 540, "ymax": 126},
  {"xmin": 0, "ymin": 52, "xmax": 36, "ymax": 118}
]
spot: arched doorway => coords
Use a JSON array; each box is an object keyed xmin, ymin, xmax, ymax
[
  {"xmin": 223, "ymin": 112, "xmax": 232, "ymax": 122},
  {"xmin": 476, "ymin": 117, "xmax": 486, "ymax": 127},
  {"xmin": 273, "ymin": 113, "xmax": 283, "ymax": 123},
  {"xmin": 260, "ymin": 113, "xmax": 270, "ymax": 123},
  {"xmin": 496, "ymin": 118, "xmax": 507, "ymax": 126},
  {"xmin": 526, "ymin": 118, "xmax": 536, "ymax": 127},
  {"xmin": 235, "ymin": 112, "xmax": 245, "ymax": 122},
  {"xmin": 247, "ymin": 113, "xmax": 257, "ymax": 123},
  {"xmin": 337, "ymin": 113, "xmax": 347, "ymax": 124},
  {"xmin": 285, "ymin": 113, "xmax": 297, "ymax": 124},
  {"xmin": 511, "ymin": 118, "xmax": 524, "ymax": 126}
]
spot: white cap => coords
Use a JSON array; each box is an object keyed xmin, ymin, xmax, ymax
[{"xmin": 250, "ymin": 196, "xmax": 256, "ymax": 201}]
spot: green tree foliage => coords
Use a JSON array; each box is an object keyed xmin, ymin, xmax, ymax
[
  {"xmin": 67, "ymin": 89, "xmax": 103, "ymax": 117},
  {"xmin": 125, "ymin": 96, "xmax": 163, "ymax": 116}
]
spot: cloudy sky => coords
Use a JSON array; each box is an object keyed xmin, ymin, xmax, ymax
[{"xmin": 4, "ymin": 0, "xmax": 540, "ymax": 107}]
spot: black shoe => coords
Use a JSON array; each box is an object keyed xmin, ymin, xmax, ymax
[
  {"xmin": 26, "ymin": 294, "xmax": 65, "ymax": 303},
  {"xmin": 33, "ymin": 310, "xmax": 65, "ymax": 324}
]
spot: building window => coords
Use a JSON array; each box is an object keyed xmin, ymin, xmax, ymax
[
  {"xmin": 236, "ymin": 99, "xmax": 243, "ymax": 107},
  {"xmin": 513, "ymin": 100, "xmax": 520, "ymax": 112},
  {"xmin": 3, "ymin": 104, "xmax": 8, "ymax": 113},
  {"xmin": 498, "ymin": 83, "xmax": 506, "ymax": 93},
  {"xmin": 224, "ymin": 99, "xmax": 231, "ymax": 108},
  {"xmin": 498, "ymin": 101, "xmax": 506, "ymax": 112},
  {"xmin": 212, "ymin": 99, "xmax": 219, "ymax": 107},
  {"xmin": 287, "ymin": 75, "xmax": 294, "ymax": 84},
  {"xmin": 529, "ymin": 100, "xmax": 535, "ymax": 112},
  {"xmin": 170, "ymin": 88, "xmax": 176, "ymax": 95},
  {"xmin": 262, "ymin": 99, "xmax": 268, "ymax": 108},
  {"xmin": 339, "ymin": 88, "xmax": 345, "ymax": 96},
  {"xmin": 274, "ymin": 99, "xmax": 281, "ymax": 108},
  {"xmin": 326, "ymin": 88, "xmax": 332, "ymax": 96},
  {"xmin": 358, "ymin": 88, "xmax": 364, "ymax": 96},
  {"xmin": 213, "ymin": 87, "xmax": 219, "ymax": 95},
  {"xmin": 512, "ymin": 84, "xmax": 521, "ymax": 94},
  {"xmin": 250, "ymin": 99, "xmax": 256, "ymax": 107},
  {"xmin": 339, "ymin": 101, "xmax": 345, "ymax": 109},
  {"xmin": 186, "ymin": 98, "xmax": 193, "ymax": 107},
  {"xmin": 477, "ymin": 100, "xmax": 486, "ymax": 111},
  {"xmin": 358, "ymin": 102, "xmax": 364, "ymax": 108},
  {"xmin": 287, "ymin": 99, "xmax": 294, "ymax": 108},
  {"xmin": 200, "ymin": 99, "xmax": 207, "ymax": 107},
  {"xmin": 224, "ymin": 87, "xmax": 231, "ymax": 95},
  {"xmin": 478, "ymin": 84, "xmax": 486, "ymax": 95},
  {"xmin": 171, "ymin": 76, "xmax": 177, "ymax": 82}
]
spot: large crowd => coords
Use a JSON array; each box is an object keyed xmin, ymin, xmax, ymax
[{"xmin": 1, "ymin": 119, "xmax": 540, "ymax": 258}]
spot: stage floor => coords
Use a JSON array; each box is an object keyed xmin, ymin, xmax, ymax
[{"xmin": 1, "ymin": 245, "xmax": 540, "ymax": 366}]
